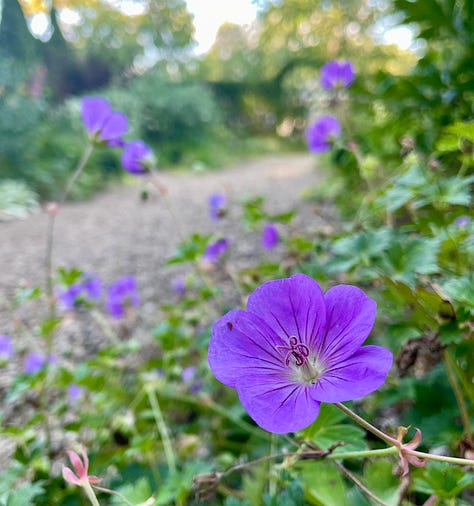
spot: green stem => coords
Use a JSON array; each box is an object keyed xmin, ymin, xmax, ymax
[
  {"xmin": 326, "ymin": 447, "xmax": 398, "ymax": 461},
  {"xmin": 93, "ymin": 485, "xmax": 136, "ymax": 506},
  {"xmin": 145, "ymin": 387, "xmax": 176, "ymax": 475},
  {"xmin": 268, "ymin": 433, "xmax": 277, "ymax": 496},
  {"xmin": 335, "ymin": 403, "xmax": 400, "ymax": 446},
  {"xmin": 333, "ymin": 461, "xmax": 389, "ymax": 506},
  {"xmin": 442, "ymin": 349, "xmax": 472, "ymax": 439},
  {"xmin": 82, "ymin": 481, "xmax": 101, "ymax": 506},
  {"xmin": 335, "ymin": 403, "xmax": 474, "ymax": 469},
  {"xmin": 406, "ymin": 449, "xmax": 474, "ymax": 467}
]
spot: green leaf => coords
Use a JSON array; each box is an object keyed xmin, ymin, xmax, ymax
[
  {"xmin": 443, "ymin": 274, "xmax": 474, "ymax": 315},
  {"xmin": 166, "ymin": 233, "xmax": 210, "ymax": 265},
  {"xmin": 364, "ymin": 459, "xmax": 400, "ymax": 506},
  {"xmin": 413, "ymin": 462, "xmax": 474, "ymax": 499},
  {"xmin": 297, "ymin": 461, "xmax": 348, "ymax": 506}
]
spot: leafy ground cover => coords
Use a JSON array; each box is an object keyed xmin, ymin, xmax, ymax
[{"xmin": 1, "ymin": 1, "xmax": 474, "ymax": 502}]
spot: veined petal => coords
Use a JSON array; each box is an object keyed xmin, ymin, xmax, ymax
[
  {"xmin": 236, "ymin": 373, "xmax": 320, "ymax": 433},
  {"xmin": 81, "ymin": 97, "xmax": 111, "ymax": 135},
  {"xmin": 318, "ymin": 285, "xmax": 376, "ymax": 363},
  {"xmin": 246, "ymin": 274, "xmax": 327, "ymax": 351},
  {"xmin": 208, "ymin": 309, "xmax": 284, "ymax": 388},
  {"xmin": 99, "ymin": 112, "xmax": 128, "ymax": 141},
  {"xmin": 312, "ymin": 345, "xmax": 393, "ymax": 403}
]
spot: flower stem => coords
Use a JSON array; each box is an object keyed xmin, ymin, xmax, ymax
[
  {"xmin": 333, "ymin": 461, "xmax": 389, "ymax": 506},
  {"xmin": 335, "ymin": 403, "xmax": 474, "ymax": 469},
  {"xmin": 442, "ymin": 349, "xmax": 472, "ymax": 439},
  {"xmin": 334, "ymin": 403, "xmax": 399, "ymax": 446},
  {"xmin": 145, "ymin": 387, "xmax": 176, "ymax": 475},
  {"xmin": 82, "ymin": 481, "xmax": 101, "ymax": 506},
  {"xmin": 326, "ymin": 447, "xmax": 398, "ymax": 461}
]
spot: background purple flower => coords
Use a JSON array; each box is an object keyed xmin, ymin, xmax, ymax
[
  {"xmin": 320, "ymin": 60, "xmax": 355, "ymax": 90},
  {"xmin": 57, "ymin": 273, "xmax": 102, "ymax": 310},
  {"xmin": 106, "ymin": 275, "xmax": 140, "ymax": 319},
  {"xmin": 0, "ymin": 334, "xmax": 14, "ymax": 362},
  {"xmin": 81, "ymin": 96, "xmax": 128, "ymax": 143},
  {"xmin": 203, "ymin": 238, "xmax": 230, "ymax": 263},
  {"xmin": 306, "ymin": 116, "xmax": 341, "ymax": 153},
  {"xmin": 24, "ymin": 353, "xmax": 57, "ymax": 375},
  {"xmin": 208, "ymin": 274, "xmax": 392, "ymax": 433},
  {"xmin": 172, "ymin": 276, "xmax": 186, "ymax": 296},
  {"xmin": 121, "ymin": 140, "xmax": 154, "ymax": 175},
  {"xmin": 208, "ymin": 193, "xmax": 227, "ymax": 221},
  {"xmin": 67, "ymin": 384, "xmax": 85, "ymax": 405},
  {"xmin": 261, "ymin": 223, "xmax": 279, "ymax": 250},
  {"xmin": 454, "ymin": 215, "xmax": 470, "ymax": 228}
]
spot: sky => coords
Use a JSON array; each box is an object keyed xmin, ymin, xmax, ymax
[{"xmin": 185, "ymin": 0, "xmax": 258, "ymax": 54}]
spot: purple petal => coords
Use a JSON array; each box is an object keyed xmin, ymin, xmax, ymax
[
  {"xmin": 262, "ymin": 223, "xmax": 279, "ymax": 250},
  {"xmin": 313, "ymin": 345, "xmax": 393, "ymax": 403},
  {"xmin": 81, "ymin": 97, "xmax": 111, "ymax": 135},
  {"xmin": 99, "ymin": 111, "xmax": 128, "ymax": 141},
  {"xmin": 246, "ymin": 274, "xmax": 327, "ymax": 352},
  {"xmin": 208, "ymin": 309, "xmax": 285, "ymax": 388},
  {"xmin": 317, "ymin": 285, "xmax": 377, "ymax": 363},
  {"xmin": 121, "ymin": 140, "xmax": 152, "ymax": 174},
  {"xmin": 236, "ymin": 373, "xmax": 321, "ymax": 433}
]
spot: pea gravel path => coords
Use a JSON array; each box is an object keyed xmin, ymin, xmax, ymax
[{"xmin": 1, "ymin": 153, "xmax": 340, "ymax": 381}]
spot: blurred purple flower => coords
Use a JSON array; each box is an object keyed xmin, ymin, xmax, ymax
[
  {"xmin": 57, "ymin": 273, "xmax": 102, "ymax": 310},
  {"xmin": 209, "ymin": 193, "xmax": 226, "ymax": 221},
  {"xmin": 81, "ymin": 96, "xmax": 128, "ymax": 144},
  {"xmin": 454, "ymin": 215, "xmax": 470, "ymax": 228},
  {"xmin": 182, "ymin": 366, "xmax": 196, "ymax": 383},
  {"xmin": 306, "ymin": 116, "xmax": 341, "ymax": 153},
  {"xmin": 24, "ymin": 352, "xmax": 57, "ymax": 375},
  {"xmin": 172, "ymin": 276, "xmax": 186, "ymax": 296},
  {"xmin": 208, "ymin": 274, "xmax": 392, "ymax": 433},
  {"xmin": 0, "ymin": 334, "xmax": 14, "ymax": 362},
  {"xmin": 106, "ymin": 275, "xmax": 140, "ymax": 319},
  {"xmin": 262, "ymin": 223, "xmax": 279, "ymax": 250},
  {"xmin": 320, "ymin": 60, "xmax": 355, "ymax": 90},
  {"xmin": 203, "ymin": 238, "xmax": 230, "ymax": 263},
  {"xmin": 67, "ymin": 384, "xmax": 85, "ymax": 405},
  {"xmin": 81, "ymin": 274, "xmax": 102, "ymax": 300},
  {"xmin": 121, "ymin": 140, "xmax": 154, "ymax": 175}
]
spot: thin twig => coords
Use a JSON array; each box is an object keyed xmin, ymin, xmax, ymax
[{"xmin": 334, "ymin": 461, "xmax": 389, "ymax": 506}]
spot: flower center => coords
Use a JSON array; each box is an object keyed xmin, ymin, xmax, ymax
[{"xmin": 276, "ymin": 336, "xmax": 322, "ymax": 385}]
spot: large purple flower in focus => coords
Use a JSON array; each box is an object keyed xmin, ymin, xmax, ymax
[
  {"xmin": 208, "ymin": 274, "xmax": 392, "ymax": 434},
  {"xmin": 81, "ymin": 97, "xmax": 128, "ymax": 144},
  {"xmin": 320, "ymin": 60, "xmax": 355, "ymax": 90},
  {"xmin": 121, "ymin": 140, "xmax": 154, "ymax": 175},
  {"xmin": 306, "ymin": 116, "xmax": 341, "ymax": 153}
]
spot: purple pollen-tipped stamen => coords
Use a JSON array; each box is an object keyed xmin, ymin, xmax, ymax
[{"xmin": 276, "ymin": 336, "xmax": 310, "ymax": 367}]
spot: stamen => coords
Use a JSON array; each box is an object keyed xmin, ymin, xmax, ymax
[{"xmin": 276, "ymin": 336, "xmax": 310, "ymax": 367}]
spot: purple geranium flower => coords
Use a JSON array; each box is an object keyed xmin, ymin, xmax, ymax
[
  {"xmin": 262, "ymin": 223, "xmax": 279, "ymax": 250},
  {"xmin": 121, "ymin": 140, "xmax": 155, "ymax": 175},
  {"xmin": 320, "ymin": 60, "xmax": 355, "ymax": 90},
  {"xmin": 209, "ymin": 193, "xmax": 227, "ymax": 221},
  {"xmin": 172, "ymin": 276, "xmax": 186, "ymax": 296},
  {"xmin": 0, "ymin": 334, "xmax": 14, "ymax": 362},
  {"xmin": 106, "ymin": 275, "xmax": 140, "ymax": 319},
  {"xmin": 203, "ymin": 238, "xmax": 230, "ymax": 263},
  {"xmin": 208, "ymin": 274, "xmax": 392, "ymax": 434},
  {"xmin": 67, "ymin": 383, "xmax": 85, "ymax": 405},
  {"xmin": 24, "ymin": 352, "xmax": 57, "ymax": 375},
  {"xmin": 81, "ymin": 96, "xmax": 128, "ymax": 144},
  {"xmin": 454, "ymin": 215, "xmax": 470, "ymax": 228},
  {"xmin": 57, "ymin": 273, "xmax": 102, "ymax": 310},
  {"xmin": 306, "ymin": 116, "xmax": 341, "ymax": 153}
]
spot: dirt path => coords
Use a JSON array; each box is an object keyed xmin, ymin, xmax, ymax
[{"xmin": 0, "ymin": 153, "xmax": 333, "ymax": 358}]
